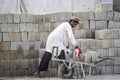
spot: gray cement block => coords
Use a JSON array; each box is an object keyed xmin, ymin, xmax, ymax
[
  {"xmin": 106, "ymin": 66, "xmax": 114, "ymax": 74},
  {"xmin": 0, "ymin": 33, "xmax": 2, "ymax": 41},
  {"xmin": 2, "ymin": 23, "xmax": 8, "ymax": 32},
  {"xmin": 114, "ymin": 57, "xmax": 120, "ymax": 66},
  {"xmin": 7, "ymin": 14, "xmax": 14, "ymax": 23},
  {"xmin": 74, "ymin": 30, "xmax": 87, "ymax": 39},
  {"xmin": 113, "ymin": 12, "xmax": 120, "ymax": 21},
  {"xmin": 7, "ymin": 24, "xmax": 14, "ymax": 32},
  {"xmin": 114, "ymin": 66, "xmax": 120, "ymax": 74},
  {"xmin": 45, "ymin": 22, "xmax": 51, "ymax": 32},
  {"xmin": 90, "ymin": 21, "xmax": 95, "ymax": 30},
  {"xmin": 20, "ymin": 23, "xmax": 26, "ymax": 32},
  {"xmin": 32, "ymin": 24, "xmax": 38, "ymax": 32},
  {"xmin": 20, "ymin": 14, "xmax": 27, "ymax": 22},
  {"xmin": 26, "ymin": 14, "xmax": 33, "ymax": 22},
  {"xmin": 34, "ymin": 32, "xmax": 40, "ymax": 41},
  {"xmin": 88, "ymin": 12, "xmax": 95, "ymax": 20},
  {"xmin": 26, "ymin": 23, "xmax": 32, "ymax": 32},
  {"xmin": 79, "ymin": 21, "xmax": 89, "ymax": 30},
  {"xmin": 14, "ymin": 24, "xmax": 19, "ymax": 32},
  {"xmin": 28, "ymin": 32, "xmax": 35, "ymax": 41},
  {"xmin": 2, "ymin": 42, "xmax": 11, "ymax": 50},
  {"xmin": 95, "ymin": 21, "xmax": 107, "ymax": 30},
  {"xmin": 3, "ymin": 33, "xmax": 9, "ymax": 41},
  {"xmin": 108, "ymin": 21, "xmax": 120, "ymax": 29},
  {"xmin": 114, "ymin": 39, "xmax": 120, "ymax": 48},
  {"xmin": 95, "ymin": 29, "xmax": 119, "ymax": 40},
  {"xmin": 14, "ymin": 32, "xmax": 21, "ymax": 41},
  {"xmin": 100, "ymin": 2, "xmax": 113, "ymax": 12},
  {"xmin": 106, "ymin": 12, "xmax": 114, "ymax": 20},
  {"xmin": 97, "ymin": 49, "xmax": 109, "ymax": 57},
  {"xmin": 95, "ymin": 12, "xmax": 107, "ymax": 20},
  {"xmin": 14, "ymin": 14, "xmax": 20, "ymax": 23},
  {"xmin": 21, "ymin": 32, "xmax": 27, "ymax": 41},
  {"xmin": 109, "ymin": 48, "xmax": 117, "ymax": 57}
]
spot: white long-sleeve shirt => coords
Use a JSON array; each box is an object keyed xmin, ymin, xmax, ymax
[{"xmin": 45, "ymin": 22, "xmax": 77, "ymax": 56}]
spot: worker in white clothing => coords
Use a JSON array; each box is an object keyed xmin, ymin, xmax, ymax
[{"xmin": 34, "ymin": 16, "xmax": 80, "ymax": 76}]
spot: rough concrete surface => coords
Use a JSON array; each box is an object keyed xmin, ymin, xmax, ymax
[{"xmin": 0, "ymin": 75, "xmax": 120, "ymax": 80}]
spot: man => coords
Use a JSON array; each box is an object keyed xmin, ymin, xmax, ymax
[{"xmin": 34, "ymin": 16, "xmax": 79, "ymax": 75}]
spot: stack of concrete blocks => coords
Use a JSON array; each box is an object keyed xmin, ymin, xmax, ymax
[
  {"xmin": 72, "ymin": 11, "xmax": 120, "ymax": 75},
  {"xmin": 0, "ymin": 11, "xmax": 120, "ymax": 77}
]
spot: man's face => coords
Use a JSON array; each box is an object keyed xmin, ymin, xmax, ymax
[{"xmin": 71, "ymin": 21, "xmax": 79, "ymax": 28}]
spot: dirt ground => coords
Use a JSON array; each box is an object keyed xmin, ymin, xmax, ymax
[{"xmin": 0, "ymin": 74, "xmax": 120, "ymax": 80}]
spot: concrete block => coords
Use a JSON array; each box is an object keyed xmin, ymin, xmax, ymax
[
  {"xmin": 86, "ymin": 30, "xmax": 95, "ymax": 38},
  {"xmin": 3, "ymin": 42, "xmax": 11, "ymax": 50},
  {"xmin": 43, "ymin": 14, "xmax": 50, "ymax": 22},
  {"xmin": 6, "ymin": 24, "xmax": 13, "ymax": 32},
  {"xmin": 106, "ymin": 11, "xmax": 114, "ymax": 20},
  {"xmin": 114, "ymin": 57, "xmax": 120, "ymax": 66},
  {"xmin": 0, "ymin": 51, "xmax": 11, "ymax": 60},
  {"xmin": 8, "ymin": 32, "xmax": 14, "ymax": 41},
  {"xmin": 21, "ymin": 32, "xmax": 27, "ymax": 41},
  {"xmin": 2, "ymin": 60, "xmax": 10, "ymax": 69},
  {"xmin": 114, "ymin": 39, "xmax": 120, "ymax": 48},
  {"xmin": 32, "ymin": 24, "xmax": 38, "ymax": 32},
  {"xmin": 119, "ymin": 30, "xmax": 120, "ymax": 38},
  {"xmin": 0, "ymin": 14, "xmax": 7, "ymax": 23},
  {"xmin": 26, "ymin": 23, "xmax": 32, "ymax": 32},
  {"xmin": 95, "ymin": 30, "xmax": 107, "ymax": 40},
  {"xmin": 14, "ymin": 32, "xmax": 21, "ymax": 41},
  {"xmin": 79, "ymin": 21, "xmax": 89, "ymax": 30},
  {"xmin": 20, "ymin": 23, "xmax": 26, "ymax": 32},
  {"xmin": 34, "ymin": 32, "xmax": 40, "ymax": 41},
  {"xmin": 38, "ymin": 15, "xmax": 44, "ymax": 23},
  {"xmin": 20, "ymin": 14, "xmax": 27, "ymax": 22},
  {"xmin": 0, "ymin": 42, "xmax": 2, "ymax": 51},
  {"xmin": 90, "ymin": 21, "xmax": 95, "ymax": 30},
  {"xmin": 100, "ymin": 66, "xmax": 107, "ymax": 74},
  {"xmin": 45, "ymin": 22, "xmax": 51, "ymax": 32},
  {"xmin": 106, "ymin": 59, "xmax": 114, "ymax": 66},
  {"xmin": 108, "ymin": 21, "xmax": 120, "ymax": 29},
  {"xmin": 95, "ymin": 21, "xmax": 107, "ymax": 30},
  {"xmin": 80, "ymin": 12, "xmax": 89, "ymax": 20},
  {"xmin": 0, "ymin": 24, "xmax": 2, "ymax": 32},
  {"xmin": 97, "ymin": 49, "xmax": 109, "ymax": 57},
  {"xmin": 35, "ymin": 41, "xmax": 41, "ymax": 50},
  {"xmin": 95, "ymin": 12, "xmax": 107, "ymax": 20},
  {"xmin": 11, "ymin": 42, "xmax": 17, "ymax": 50},
  {"xmin": 74, "ymin": 30, "xmax": 86, "ymax": 39},
  {"xmin": 7, "ymin": 14, "xmax": 14, "ymax": 23},
  {"xmin": 113, "ymin": 12, "xmax": 120, "ymax": 21},
  {"xmin": 117, "ymin": 48, "xmax": 120, "ymax": 57},
  {"xmin": 88, "ymin": 12, "xmax": 95, "ymax": 20},
  {"xmin": 100, "ymin": 2, "xmax": 113, "ymax": 12},
  {"xmin": 114, "ymin": 66, "xmax": 120, "ymax": 74},
  {"xmin": 0, "ymin": 33, "xmax": 2, "ymax": 41},
  {"xmin": 95, "ymin": 29, "xmax": 119, "ymax": 39},
  {"xmin": 28, "ymin": 32, "xmax": 35, "ymax": 41},
  {"xmin": 38, "ymin": 23, "xmax": 45, "ymax": 32},
  {"xmin": 33, "ymin": 15, "xmax": 39, "ymax": 23},
  {"xmin": 2, "ymin": 23, "xmax": 8, "ymax": 32},
  {"xmin": 10, "ymin": 50, "xmax": 17, "ymax": 60},
  {"xmin": 26, "ymin": 14, "xmax": 33, "ymax": 22},
  {"xmin": 106, "ymin": 66, "xmax": 114, "ymax": 74},
  {"xmin": 107, "ymin": 29, "xmax": 119, "ymax": 39},
  {"xmin": 3, "ymin": 33, "xmax": 9, "ymax": 41},
  {"xmin": 109, "ymin": 48, "xmax": 118, "ymax": 57},
  {"xmin": 14, "ymin": 24, "xmax": 19, "ymax": 32},
  {"xmin": 14, "ymin": 14, "xmax": 20, "ymax": 23},
  {"xmin": 86, "ymin": 50, "xmax": 98, "ymax": 62},
  {"xmin": 39, "ymin": 49, "xmax": 45, "ymax": 58}
]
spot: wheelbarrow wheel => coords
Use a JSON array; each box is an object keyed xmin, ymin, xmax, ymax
[{"xmin": 60, "ymin": 63, "xmax": 74, "ymax": 79}]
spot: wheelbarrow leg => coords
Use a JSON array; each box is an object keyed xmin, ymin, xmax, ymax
[{"xmin": 80, "ymin": 64, "xmax": 85, "ymax": 78}]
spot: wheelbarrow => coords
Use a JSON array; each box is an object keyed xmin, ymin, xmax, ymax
[{"xmin": 52, "ymin": 46, "xmax": 114, "ymax": 79}]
